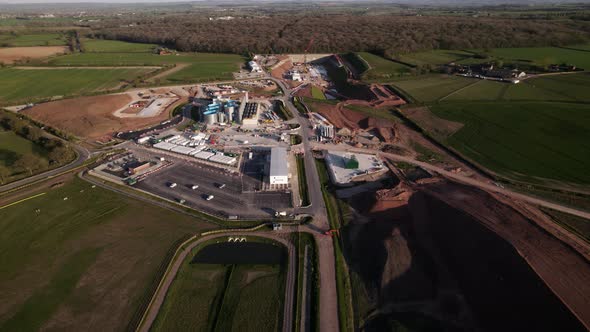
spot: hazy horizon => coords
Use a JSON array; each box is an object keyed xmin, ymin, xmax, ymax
[{"xmin": 0, "ymin": 0, "xmax": 588, "ymax": 4}]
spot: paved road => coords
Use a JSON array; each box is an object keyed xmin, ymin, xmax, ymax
[
  {"xmin": 275, "ymin": 78, "xmax": 341, "ymax": 332},
  {"xmin": 0, "ymin": 141, "xmax": 90, "ymax": 194},
  {"xmin": 137, "ymin": 232, "xmax": 296, "ymax": 332}
]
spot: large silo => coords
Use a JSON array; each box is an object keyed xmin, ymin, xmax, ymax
[
  {"xmin": 204, "ymin": 112, "xmax": 217, "ymax": 125},
  {"xmin": 225, "ymin": 106, "xmax": 234, "ymax": 123}
]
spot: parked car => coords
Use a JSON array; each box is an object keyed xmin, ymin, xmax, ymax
[
  {"xmin": 206, "ymin": 195, "xmax": 215, "ymax": 201},
  {"xmin": 191, "ymin": 184, "xmax": 199, "ymax": 190}
]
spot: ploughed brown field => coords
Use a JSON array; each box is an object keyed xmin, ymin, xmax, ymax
[
  {"xmin": 23, "ymin": 94, "xmax": 182, "ymax": 140},
  {"xmin": 0, "ymin": 46, "xmax": 68, "ymax": 64}
]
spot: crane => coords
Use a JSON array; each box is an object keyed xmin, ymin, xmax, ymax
[{"xmin": 303, "ymin": 36, "xmax": 315, "ymax": 73}]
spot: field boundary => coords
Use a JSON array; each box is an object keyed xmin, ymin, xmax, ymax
[{"xmin": 136, "ymin": 233, "xmax": 296, "ymax": 332}]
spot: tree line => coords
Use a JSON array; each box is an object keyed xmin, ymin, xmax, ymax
[
  {"xmin": 91, "ymin": 14, "xmax": 590, "ymax": 56},
  {"xmin": 0, "ymin": 113, "xmax": 75, "ymax": 183}
]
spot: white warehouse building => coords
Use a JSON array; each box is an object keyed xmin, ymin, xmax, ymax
[{"xmin": 269, "ymin": 147, "xmax": 289, "ymax": 185}]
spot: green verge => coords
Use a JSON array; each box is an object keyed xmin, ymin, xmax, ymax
[
  {"xmin": 315, "ymin": 158, "xmax": 355, "ymax": 332},
  {"xmin": 291, "ymin": 232, "xmax": 320, "ymax": 332},
  {"xmin": 540, "ymin": 208, "xmax": 590, "ymax": 244},
  {"xmin": 296, "ymin": 155, "xmax": 310, "ymax": 207}
]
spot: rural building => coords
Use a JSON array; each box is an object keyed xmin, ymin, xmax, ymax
[{"xmin": 269, "ymin": 147, "xmax": 289, "ymax": 185}]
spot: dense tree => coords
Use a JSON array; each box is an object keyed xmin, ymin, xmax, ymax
[{"xmin": 94, "ymin": 14, "xmax": 590, "ymax": 55}]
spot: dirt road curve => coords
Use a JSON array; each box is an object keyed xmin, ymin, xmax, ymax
[{"xmin": 137, "ymin": 232, "xmax": 296, "ymax": 332}]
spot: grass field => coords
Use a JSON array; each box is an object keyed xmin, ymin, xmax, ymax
[
  {"xmin": 344, "ymin": 104, "xmax": 400, "ymax": 122},
  {"xmin": 469, "ymin": 47, "xmax": 590, "ymax": 70},
  {"xmin": 443, "ymin": 79, "xmax": 504, "ymax": 101},
  {"xmin": 397, "ymin": 49, "xmax": 474, "ymax": 67},
  {"xmin": 0, "ymin": 33, "xmax": 65, "ymax": 47},
  {"xmin": 311, "ymin": 85, "xmax": 326, "ymax": 99},
  {"xmin": 390, "ymin": 75, "xmax": 474, "ymax": 102},
  {"xmin": 82, "ymin": 39, "xmax": 156, "ymax": 53},
  {"xmin": 0, "ymin": 178, "xmax": 211, "ymax": 332},
  {"xmin": 0, "ymin": 67, "xmax": 154, "ymax": 105},
  {"xmin": 430, "ymin": 101, "xmax": 590, "ymax": 184},
  {"xmin": 356, "ymin": 52, "xmax": 412, "ymax": 81},
  {"xmin": 153, "ymin": 242, "xmax": 285, "ymax": 332},
  {"xmin": 0, "ymin": 131, "xmax": 48, "ymax": 175},
  {"xmin": 48, "ymin": 52, "xmax": 244, "ymax": 83}
]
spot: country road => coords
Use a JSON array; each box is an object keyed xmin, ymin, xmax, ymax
[{"xmin": 136, "ymin": 232, "xmax": 297, "ymax": 332}]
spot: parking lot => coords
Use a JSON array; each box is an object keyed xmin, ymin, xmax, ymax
[{"xmin": 136, "ymin": 160, "xmax": 292, "ymax": 219}]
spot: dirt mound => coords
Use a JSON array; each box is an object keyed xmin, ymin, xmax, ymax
[
  {"xmin": 0, "ymin": 46, "xmax": 68, "ymax": 64},
  {"xmin": 343, "ymin": 181, "xmax": 589, "ymax": 331},
  {"xmin": 23, "ymin": 94, "xmax": 177, "ymax": 140}
]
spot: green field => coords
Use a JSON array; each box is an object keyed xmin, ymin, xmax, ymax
[
  {"xmin": 356, "ymin": 52, "xmax": 412, "ymax": 81},
  {"xmin": 48, "ymin": 52, "xmax": 244, "ymax": 83},
  {"xmin": 443, "ymin": 79, "xmax": 504, "ymax": 101},
  {"xmin": 397, "ymin": 49, "xmax": 474, "ymax": 67},
  {"xmin": 390, "ymin": 75, "xmax": 474, "ymax": 102},
  {"xmin": 0, "ymin": 178, "xmax": 211, "ymax": 332},
  {"xmin": 469, "ymin": 47, "xmax": 590, "ymax": 70},
  {"xmin": 311, "ymin": 85, "xmax": 326, "ymax": 99},
  {"xmin": 153, "ymin": 242, "xmax": 285, "ymax": 332},
  {"xmin": 430, "ymin": 101, "xmax": 590, "ymax": 184},
  {"xmin": 0, "ymin": 33, "xmax": 65, "ymax": 47},
  {"xmin": 0, "ymin": 67, "xmax": 154, "ymax": 105},
  {"xmin": 0, "ymin": 130, "xmax": 49, "ymax": 176},
  {"xmin": 344, "ymin": 104, "xmax": 400, "ymax": 122},
  {"xmin": 83, "ymin": 39, "xmax": 156, "ymax": 53}
]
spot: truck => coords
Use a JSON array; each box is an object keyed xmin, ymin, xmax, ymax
[{"xmin": 275, "ymin": 211, "xmax": 287, "ymax": 217}]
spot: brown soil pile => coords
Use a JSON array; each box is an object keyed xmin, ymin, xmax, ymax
[
  {"xmin": 23, "ymin": 94, "xmax": 177, "ymax": 140},
  {"xmin": 0, "ymin": 46, "xmax": 68, "ymax": 64},
  {"xmin": 343, "ymin": 181, "xmax": 589, "ymax": 332}
]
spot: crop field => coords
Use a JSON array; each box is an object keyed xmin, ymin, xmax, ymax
[
  {"xmin": 397, "ymin": 49, "xmax": 474, "ymax": 66},
  {"xmin": 153, "ymin": 241, "xmax": 286, "ymax": 332},
  {"xmin": 356, "ymin": 52, "xmax": 412, "ymax": 81},
  {"xmin": 390, "ymin": 75, "xmax": 474, "ymax": 102},
  {"xmin": 0, "ymin": 33, "xmax": 65, "ymax": 47},
  {"xmin": 430, "ymin": 101, "xmax": 590, "ymax": 184},
  {"xmin": 0, "ymin": 67, "xmax": 154, "ymax": 105},
  {"xmin": 48, "ymin": 52, "xmax": 244, "ymax": 83},
  {"xmin": 442, "ymin": 80, "xmax": 504, "ymax": 101},
  {"xmin": 0, "ymin": 130, "xmax": 48, "ymax": 176},
  {"xmin": 82, "ymin": 39, "xmax": 156, "ymax": 53},
  {"xmin": 0, "ymin": 178, "xmax": 211, "ymax": 332},
  {"xmin": 471, "ymin": 47, "xmax": 590, "ymax": 69}
]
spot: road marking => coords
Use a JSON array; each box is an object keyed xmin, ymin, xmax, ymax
[{"xmin": 0, "ymin": 192, "xmax": 46, "ymax": 210}]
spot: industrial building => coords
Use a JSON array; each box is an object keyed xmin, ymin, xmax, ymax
[
  {"xmin": 325, "ymin": 151, "xmax": 387, "ymax": 185},
  {"xmin": 200, "ymin": 97, "xmax": 239, "ymax": 125},
  {"xmin": 248, "ymin": 60, "xmax": 263, "ymax": 73},
  {"xmin": 269, "ymin": 147, "xmax": 289, "ymax": 185}
]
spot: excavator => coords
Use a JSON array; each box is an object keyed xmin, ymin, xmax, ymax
[{"xmin": 324, "ymin": 229, "xmax": 340, "ymax": 237}]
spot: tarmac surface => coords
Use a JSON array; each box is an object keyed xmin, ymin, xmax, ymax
[{"xmin": 136, "ymin": 160, "xmax": 292, "ymax": 219}]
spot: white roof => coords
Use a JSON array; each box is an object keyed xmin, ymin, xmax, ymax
[
  {"xmin": 194, "ymin": 151, "xmax": 215, "ymax": 160},
  {"xmin": 188, "ymin": 146, "xmax": 206, "ymax": 155},
  {"xmin": 209, "ymin": 154, "xmax": 237, "ymax": 165},
  {"xmin": 153, "ymin": 142, "xmax": 176, "ymax": 151},
  {"xmin": 171, "ymin": 145, "xmax": 197, "ymax": 155},
  {"xmin": 270, "ymin": 147, "xmax": 288, "ymax": 178}
]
